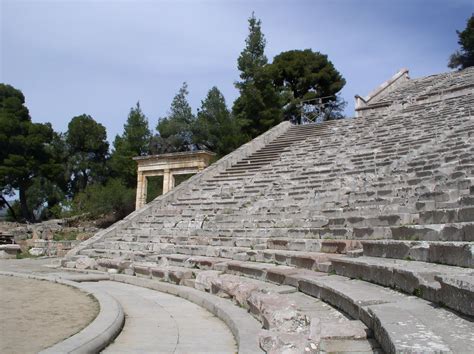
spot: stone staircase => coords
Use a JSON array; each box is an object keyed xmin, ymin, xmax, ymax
[{"xmin": 66, "ymin": 67, "xmax": 474, "ymax": 353}]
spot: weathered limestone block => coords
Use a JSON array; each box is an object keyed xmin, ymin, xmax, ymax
[
  {"xmin": 0, "ymin": 244, "xmax": 21, "ymax": 259},
  {"xmin": 75, "ymin": 256, "xmax": 97, "ymax": 270},
  {"xmin": 321, "ymin": 240, "xmax": 362, "ymax": 254},
  {"xmin": 435, "ymin": 275, "xmax": 474, "ymax": 316},
  {"xmin": 194, "ymin": 270, "xmax": 221, "ymax": 292},
  {"xmin": 259, "ymin": 330, "xmax": 312, "ymax": 354},
  {"xmin": 309, "ymin": 318, "xmax": 367, "ymax": 342},
  {"xmin": 247, "ymin": 292, "xmax": 309, "ymax": 332},
  {"xmin": 167, "ymin": 267, "xmax": 194, "ymax": 285},
  {"xmin": 28, "ymin": 247, "xmax": 45, "ymax": 256},
  {"xmin": 428, "ymin": 242, "xmax": 474, "ymax": 268}
]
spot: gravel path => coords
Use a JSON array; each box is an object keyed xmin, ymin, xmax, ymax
[{"xmin": 0, "ymin": 274, "xmax": 99, "ymax": 354}]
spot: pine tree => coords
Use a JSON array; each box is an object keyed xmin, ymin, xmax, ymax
[
  {"xmin": 66, "ymin": 114, "xmax": 109, "ymax": 195},
  {"xmin": 110, "ymin": 102, "xmax": 151, "ymax": 188},
  {"xmin": 152, "ymin": 82, "xmax": 197, "ymax": 153},
  {"xmin": 0, "ymin": 84, "xmax": 58, "ymax": 220},
  {"xmin": 233, "ymin": 13, "xmax": 283, "ymax": 140},
  {"xmin": 449, "ymin": 14, "xmax": 474, "ymax": 70},
  {"xmin": 269, "ymin": 49, "xmax": 346, "ymax": 122},
  {"xmin": 193, "ymin": 87, "xmax": 242, "ymax": 157},
  {"xmin": 237, "ymin": 12, "xmax": 267, "ymax": 82}
]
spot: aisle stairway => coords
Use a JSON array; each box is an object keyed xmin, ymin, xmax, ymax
[{"xmin": 66, "ymin": 67, "xmax": 474, "ymax": 353}]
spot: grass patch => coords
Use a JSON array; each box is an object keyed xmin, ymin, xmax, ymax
[
  {"xmin": 53, "ymin": 230, "xmax": 80, "ymax": 241},
  {"xmin": 16, "ymin": 249, "xmax": 39, "ymax": 259}
]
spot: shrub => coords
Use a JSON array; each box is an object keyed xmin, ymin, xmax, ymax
[{"xmin": 72, "ymin": 178, "xmax": 135, "ymax": 221}]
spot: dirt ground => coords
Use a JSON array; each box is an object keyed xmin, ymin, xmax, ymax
[{"xmin": 0, "ymin": 275, "xmax": 99, "ymax": 354}]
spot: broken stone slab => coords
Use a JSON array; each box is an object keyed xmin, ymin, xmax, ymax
[
  {"xmin": 259, "ymin": 330, "xmax": 312, "ymax": 354},
  {"xmin": 0, "ymin": 244, "xmax": 21, "ymax": 252},
  {"xmin": 132, "ymin": 264, "xmax": 152, "ymax": 278},
  {"xmin": 75, "ymin": 257, "xmax": 98, "ymax": 270},
  {"xmin": 318, "ymin": 338, "xmax": 379, "ymax": 353},
  {"xmin": 96, "ymin": 258, "xmax": 132, "ymax": 272},
  {"xmin": 195, "ymin": 270, "xmax": 222, "ymax": 292},
  {"xmin": 63, "ymin": 261, "xmax": 77, "ymax": 268},
  {"xmin": 0, "ymin": 244, "xmax": 21, "ymax": 259},
  {"xmin": 146, "ymin": 265, "xmax": 195, "ymax": 285},
  {"xmin": 309, "ymin": 318, "xmax": 368, "ymax": 343},
  {"xmin": 320, "ymin": 240, "xmax": 362, "ymax": 254},
  {"xmin": 29, "ymin": 247, "xmax": 45, "ymax": 256},
  {"xmin": 167, "ymin": 266, "xmax": 195, "ymax": 285},
  {"xmin": 247, "ymin": 291, "xmax": 309, "ymax": 332},
  {"xmin": 211, "ymin": 274, "xmax": 260, "ymax": 308}
]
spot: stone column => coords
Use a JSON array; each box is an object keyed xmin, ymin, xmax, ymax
[
  {"xmin": 163, "ymin": 169, "xmax": 172, "ymax": 194},
  {"xmin": 135, "ymin": 171, "xmax": 147, "ymax": 210},
  {"xmin": 170, "ymin": 173, "xmax": 175, "ymax": 190}
]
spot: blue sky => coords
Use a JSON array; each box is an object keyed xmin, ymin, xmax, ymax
[{"xmin": 1, "ymin": 0, "xmax": 473, "ymax": 144}]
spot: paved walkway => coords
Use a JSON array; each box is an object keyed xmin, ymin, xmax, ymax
[
  {"xmin": 0, "ymin": 259, "xmax": 237, "ymax": 353},
  {"xmin": 87, "ymin": 281, "xmax": 237, "ymax": 354}
]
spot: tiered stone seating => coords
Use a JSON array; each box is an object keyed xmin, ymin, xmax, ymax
[{"xmin": 66, "ymin": 67, "xmax": 474, "ymax": 353}]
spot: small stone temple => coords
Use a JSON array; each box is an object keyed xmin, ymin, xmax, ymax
[{"xmin": 133, "ymin": 151, "xmax": 215, "ymax": 209}]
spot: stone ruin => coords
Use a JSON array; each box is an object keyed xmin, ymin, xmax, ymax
[{"xmin": 64, "ymin": 67, "xmax": 474, "ymax": 353}]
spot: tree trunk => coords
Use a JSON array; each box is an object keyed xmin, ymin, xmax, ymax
[
  {"xmin": 81, "ymin": 170, "xmax": 88, "ymax": 191},
  {"xmin": 0, "ymin": 195, "xmax": 17, "ymax": 221},
  {"xmin": 18, "ymin": 185, "xmax": 32, "ymax": 222}
]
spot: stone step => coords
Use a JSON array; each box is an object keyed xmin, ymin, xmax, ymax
[
  {"xmin": 360, "ymin": 240, "xmax": 474, "ymax": 268},
  {"xmin": 131, "ymin": 263, "xmax": 198, "ymax": 285},
  {"xmin": 390, "ymin": 222, "xmax": 474, "ymax": 241},
  {"xmin": 265, "ymin": 239, "xmax": 361, "ymax": 254},
  {"xmin": 419, "ymin": 206, "xmax": 474, "ymax": 223},
  {"xmin": 298, "ymin": 274, "xmax": 474, "ymax": 353},
  {"xmin": 116, "ymin": 259, "xmax": 375, "ymax": 352},
  {"xmin": 329, "ymin": 255, "xmax": 474, "ymax": 316},
  {"xmin": 327, "ymin": 213, "xmax": 417, "ymax": 227}
]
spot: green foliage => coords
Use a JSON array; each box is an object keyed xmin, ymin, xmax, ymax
[
  {"xmin": 413, "ymin": 288, "xmax": 423, "ymax": 297},
  {"xmin": 0, "ymin": 84, "xmax": 58, "ymax": 221},
  {"xmin": 233, "ymin": 13, "xmax": 283, "ymax": 140},
  {"xmin": 16, "ymin": 248, "xmax": 39, "ymax": 259},
  {"xmin": 237, "ymin": 12, "xmax": 267, "ymax": 81},
  {"xmin": 193, "ymin": 87, "xmax": 243, "ymax": 157},
  {"xmin": 24, "ymin": 177, "xmax": 66, "ymax": 220},
  {"xmin": 66, "ymin": 114, "xmax": 109, "ymax": 195},
  {"xmin": 53, "ymin": 230, "xmax": 79, "ymax": 241},
  {"xmin": 269, "ymin": 49, "xmax": 346, "ymax": 122},
  {"xmin": 109, "ymin": 102, "xmax": 151, "ymax": 188},
  {"xmin": 5, "ymin": 200, "xmax": 21, "ymax": 222},
  {"xmin": 151, "ymin": 82, "xmax": 197, "ymax": 153},
  {"xmin": 233, "ymin": 69, "xmax": 283, "ymax": 140},
  {"xmin": 72, "ymin": 178, "xmax": 135, "ymax": 220},
  {"xmin": 449, "ymin": 14, "xmax": 474, "ymax": 70},
  {"xmin": 146, "ymin": 176, "xmax": 163, "ymax": 203}
]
